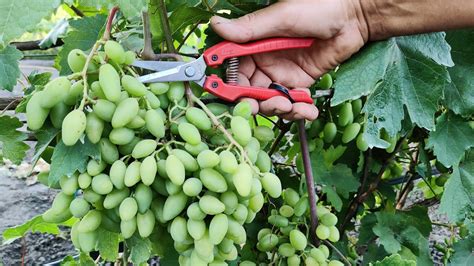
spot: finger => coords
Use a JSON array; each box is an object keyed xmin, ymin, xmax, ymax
[
  {"xmin": 281, "ymin": 103, "xmax": 319, "ymax": 121},
  {"xmin": 259, "ymin": 96, "xmax": 293, "ymax": 116},
  {"xmin": 249, "ymin": 69, "xmax": 272, "ymax": 88}
]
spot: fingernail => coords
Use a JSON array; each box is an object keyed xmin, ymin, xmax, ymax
[{"xmin": 211, "ymin": 16, "xmax": 231, "ymax": 25}]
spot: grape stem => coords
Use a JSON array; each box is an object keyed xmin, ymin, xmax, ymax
[
  {"xmin": 322, "ymin": 240, "xmax": 351, "ymax": 265},
  {"xmin": 268, "ymin": 120, "xmax": 292, "ymax": 156}
]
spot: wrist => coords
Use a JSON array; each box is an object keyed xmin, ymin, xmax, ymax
[
  {"xmin": 346, "ymin": 0, "xmax": 373, "ymax": 43},
  {"xmin": 357, "ymin": 0, "xmax": 387, "ymax": 41}
]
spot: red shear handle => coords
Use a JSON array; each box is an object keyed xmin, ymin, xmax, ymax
[
  {"xmin": 204, "ymin": 75, "xmax": 314, "ymax": 104},
  {"xmin": 203, "ymin": 38, "xmax": 314, "ymax": 67}
]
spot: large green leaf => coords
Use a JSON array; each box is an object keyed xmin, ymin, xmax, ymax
[
  {"xmin": 332, "ymin": 33, "xmax": 453, "ymax": 148},
  {"xmin": 440, "ymin": 151, "xmax": 474, "ymax": 222},
  {"xmin": 449, "ymin": 235, "xmax": 474, "ymax": 266},
  {"xmin": 0, "ymin": 0, "xmax": 61, "ymax": 46},
  {"xmin": 113, "ymin": 0, "xmax": 147, "ymax": 18},
  {"xmin": 55, "ymin": 15, "xmax": 106, "ymax": 75},
  {"xmin": 126, "ymin": 234, "xmax": 152, "ymax": 265},
  {"xmin": 372, "ymin": 254, "xmax": 416, "ymax": 266},
  {"xmin": 31, "ymin": 124, "xmax": 59, "ymax": 168},
  {"xmin": 0, "ymin": 115, "xmax": 29, "ymax": 164},
  {"xmin": 0, "ymin": 45, "xmax": 23, "ymax": 91},
  {"xmin": 48, "ymin": 139, "xmax": 100, "ymax": 186},
  {"xmin": 444, "ymin": 30, "xmax": 474, "ymax": 116},
  {"xmin": 96, "ymin": 228, "xmax": 120, "ymax": 261},
  {"xmin": 427, "ymin": 113, "xmax": 474, "ymax": 167}
]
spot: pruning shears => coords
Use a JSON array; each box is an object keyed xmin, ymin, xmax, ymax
[{"xmin": 132, "ymin": 37, "xmax": 315, "ymax": 104}]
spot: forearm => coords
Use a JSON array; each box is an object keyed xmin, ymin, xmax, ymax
[{"xmin": 360, "ymin": 0, "xmax": 474, "ymax": 40}]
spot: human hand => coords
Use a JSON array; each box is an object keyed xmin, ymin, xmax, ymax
[{"xmin": 210, "ymin": 0, "xmax": 369, "ymax": 120}]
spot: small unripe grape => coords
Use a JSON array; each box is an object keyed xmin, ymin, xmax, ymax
[
  {"xmin": 342, "ymin": 123, "xmax": 361, "ymax": 143},
  {"xmin": 122, "ymin": 75, "xmax": 147, "ymax": 96},
  {"xmin": 26, "ymin": 91, "xmax": 49, "ymax": 130},
  {"xmin": 328, "ymin": 226, "xmax": 340, "ymax": 242},
  {"xmin": 99, "ymin": 64, "xmax": 121, "ymax": 102},
  {"xmin": 104, "ymin": 40, "xmax": 125, "ymax": 64},
  {"xmin": 231, "ymin": 116, "xmax": 252, "ymax": 146},
  {"xmin": 323, "ymin": 122, "xmax": 337, "ymax": 143},
  {"xmin": 183, "ymin": 178, "xmax": 202, "ymax": 197},
  {"xmin": 149, "ymin": 82, "xmax": 169, "ymax": 95},
  {"xmin": 119, "ymin": 197, "xmax": 138, "ymax": 221},
  {"xmin": 289, "ymin": 229, "xmax": 307, "ymax": 250},
  {"xmin": 62, "ymin": 110, "xmax": 87, "ymax": 146},
  {"xmin": 319, "ymin": 73, "xmax": 333, "ymax": 89},
  {"xmin": 78, "ymin": 210, "xmax": 102, "ymax": 232},
  {"xmin": 40, "ymin": 77, "xmax": 71, "ymax": 108},
  {"xmin": 167, "ymin": 82, "xmax": 185, "ymax": 101},
  {"xmin": 356, "ymin": 133, "xmax": 369, "ymax": 151},
  {"xmin": 197, "ymin": 150, "xmax": 220, "ymax": 168},
  {"xmin": 91, "ymin": 174, "xmax": 113, "ymax": 195},
  {"xmin": 232, "ymin": 101, "xmax": 252, "ymax": 119},
  {"xmin": 67, "ymin": 49, "xmax": 87, "ymax": 73},
  {"xmin": 316, "ymin": 224, "xmax": 330, "ymax": 240},
  {"xmin": 321, "ymin": 213, "xmax": 338, "ymax": 226},
  {"xmin": 337, "ymin": 102, "xmax": 353, "ymax": 127}
]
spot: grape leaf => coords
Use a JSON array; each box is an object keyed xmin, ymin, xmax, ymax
[
  {"xmin": 0, "ymin": 115, "xmax": 29, "ymax": 164},
  {"xmin": 39, "ymin": 18, "xmax": 69, "ymax": 49},
  {"xmin": 113, "ymin": 0, "xmax": 147, "ymax": 18},
  {"xmin": 0, "ymin": 45, "xmax": 23, "ymax": 91},
  {"xmin": 31, "ymin": 124, "xmax": 59, "ymax": 168},
  {"xmin": 439, "ymin": 151, "xmax": 474, "ymax": 222},
  {"xmin": 79, "ymin": 253, "xmax": 96, "ymax": 266},
  {"xmin": 427, "ymin": 113, "xmax": 474, "ymax": 167},
  {"xmin": 449, "ymin": 235, "xmax": 474, "ymax": 266},
  {"xmin": 0, "ymin": 0, "xmax": 61, "ymax": 46},
  {"xmin": 332, "ymin": 33, "xmax": 453, "ymax": 148},
  {"xmin": 444, "ymin": 29, "xmax": 474, "ymax": 116},
  {"xmin": 126, "ymin": 234, "xmax": 152, "ymax": 265},
  {"xmin": 372, "ymin": 254, "xmax": 416, "ymax": 266},
  {"xmin": 55, "ymin": 15, "xmax": 106, "ymax": 75},
  {"xmin": 169, "ymin": 5, "xmax": 212, "ymax": 37},
  {"xmin": 96, "ymin": 228, "xmax": 120, "ymax": 262},
  {"xmin": 48, "ymin": 139, "xmax": 100, "ymax": 186}
]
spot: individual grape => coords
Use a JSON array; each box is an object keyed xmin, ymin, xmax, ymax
[
  {"xmin": 166, "ymin": 180, "xmax": 181, "ymax": 195},
  {"xmin": 86, "ymin": 112, "xmax": 104, "ymax": 144},
  {"xmin": 200, "ymin": 168, "xmax": 227, "ymax": 193},
  {"xmin": 310, "ymin": 247, "xmax": 326, "ymax": 263},
  {"xmin": 119, "ymin": 197, "xmax": 138, "ymax": 221},
  {"xmin": 249, "ymin": 192, "xmax": 264, "ymax": 213},
  {"xmin": 99, "ymin": 138, "xmax": 119, "ymax": 164},
  {"xmin": 120, "ymin": 217, "xmax": 137, "ymax": 239},
  {"xmin": 185, "ymin": 142, "xmax": 209, "ymax": 156},
  {"xmin": 26, "ymin": 91, "xmax": 49, "ymax": 130},
  {"xmin": 253, "ymin": 126, "xmax": 274, "ymax": 143},
  {"xmin": 40, "ymin": 77, "xmax": 71, "ymax": 108},
  {"xmin": 316, "ymin": 205, "xmax": 331, "ymax": 218},
  {"xmin": 289, "ymin": 229, "xmax": 307, "ymax": 251},
  {"xmin": 342, "ymin": 123, "xmax": 361, "ymax": 143},
  {"xmin": 69, "ymin": 198, "xmax": 90, "ymax": 218},
  {"xmin": 99, "ymin": 64, "xmax": 121, "ymax": 102},
  {"xmin": 140, "ymin": 156, "xmax": 157, "ymax": 185},
  {"xmin": 78, "ymin": 173, "xmax": 92, "ymax": 189},
  {"xmin": 337, "ymin": 102, "xmax": 353, "ymax": 127},
  {"xmin": 124, "ymin": 50, "xmax": 136, "ymax": 65},
  {"xmin": 259, "ymin": 233, "xmax": 278, "ymax": 251},
  {"xmin": 279, "ymin": 205, "xmax": 295, "ymax": 218},
  {"xmin": 112, "ymin": 98, "xmax": 139, "ymax": 128},
  {"xmin": 187, "ymin": 202, "xmax": 206, "ymax": 220},
  {"xmin": 328, "ymin": 261, "xmax": 344, "ymax": 266},
  {"xmin": 356, "ymin": 133, "xmax": 369, "ymax": 151},
  {"xmin": 218, "ymin": 150, "xmax": 238, "ymax": 174},
  {"xmin": 172, "ymin": 149, "xmax": 199, "ymax": 172},
  {"xmin": 126, "ymin": 115, "xmax": 146, "ymax": 129},
  {"xmin": 109, "ymin": 160, "xmax": 126, "ymax": 189},
  {"xmin": 166, "ymin": 154, "xmax": 185, "ymax": 186},
  {"xmin": 158, "ymin": 94, "xmax": 170, "ymax": 109},
  {"xmin": 42, "ymin": 208, "xmax": 72, "ymax": 223},
  {"xmin": 62, "ymin": 110, "xmax": 87, "ymax": 146},
  {"xmin": 78, "ymin": 210, "xmax": 102, "ymax": 232},
  {"xmin": 319, "ymin": 73, "xmax": 333, "ymax": 89},
  {"xmin": 93, "ymin": 99, "xmax": 116, "ymax": 122},
  {"xmin": 287, "ymin": 255, "xmax": 301, "ymax": 266},
  {"xmin": 60, "ymin": 174, "xmax": 78, "ymax": 195},
  {"xmin": 232, "ymin": 204, "xmax": 249, "ymax": 224},
  {"xmin": 321, "ymin": 213, "xmax": 338, "ymax": 226},
  {"xmin": 135, "ymin": 183, "xmax": 153, "ymax": 213},
  {"xmin": 231, "ymin": 116, "xmax": 252, "ymax": 146},
  {"xmin": 144, "ymin": 91, "xmax": 161, "ymax": 109},
  {"xmin": 194, "ymin": 233, "xmax": 214, "ymax": 262},
  {"xmin": 120, "ymin": 75, "xmax": 147, "ymax": 97},
  {"xmin": 104, "ymin": 40, "xmax": 125, "ymax": 64},
  {"xmin": 319, "ymin": 244, "xmax": 330, "ymax": 258},
  {"xmin": 78, "ymin": 230, "xmax": 98, "ymax": 253},
  {"xmin": 70, "ymin": 223, "xmax": 80, "ymax": 249},
  {"xmin": 307, "ymin": 119, "xmax": 323, "ymax": 138},
  {"xmin": 255, "ymin": 151, "xmax": 271, "ymax": 173},
  {"xmin": 261, "ymin": 173, "xmax": 282, "ymax": 198},
  {"xmin": 178, "ymin": 122, "xmax": 201, "ymax": 145},
  {"xmin": 209, "ymin": 214, "xmax": 228, "ymax": 245},
  {"xmin": 156, "ymin": 159, "xmax": 168, "ymax": 179},
  {"xmin": 232, "ymin": 101, "xmax": 252, "ymax": 119},
  {"xmin": 186, "ymin": 107, "xmax": 212, "ymax": 131},
  {"xmin": 82, "ymin": 189, "xmax": 102, "ymax": 204},
  {"xmin": 268, "ymin": 215, "xmax": 289, "ymax": 227},
  {"xmin": 137, "ymin": 209, "xmax": 155, "ymax": 237},
  {"xmin": 352, "ymin": 99, "xmax": 363, "ymax": 117},
  {"xmin": 131, "ymin": 139, "xmax": 157, "ymax": 158},
  {"xmin": 199, "ymin": 195, "xmax": 225, "ymax": 215},
  {"xmin": 257, "ymin": 228, "xmax": 272, "ymax": 241},
  {"xmin": 197, "ymin": 150, "xmax": 220, "ymax": 168},
  {"xmin": 109, "ymin": 127, "xmax": 135, "ymax": 145},
  {"xmin": 162, "ymin": 192, "xmax": 188, "ymax": 221},
  {"xmin": 187, "ymin": 218, "xmax": 206, "ymax": 240},
  {"xmin": 170, "ymin": 216, "xmax": 189, "ymax": 242},
  {"xmin": 283, "ymin": 188, "xmax": 300, "ymax": 207},
  {"xmin": 91, "ymin": 81, "xmax": 106, "ymax": 99},
  {"xmin": 149, "ymin": 83, "xmax": 169, "ymax": 95},
  {"xmin": 167, "ymin": 82, "xmax": 185, "ymax": 101},
  {"xmin": 91, "ymin": 174, "xmax": 113, "ymax": 195},
  {"xmin": 328, "ymin": 226, "xmax": 340, "ymax": 242},
  {"xmin": 124, "ymin": 161, "xmax": 141, "ymax": 187},
  {"xmin": 305, "ymin": 257, "xmax": 319, "ymax": 266},
  {"xmin": 183, "ymin": 178, "xmax": 203, "ymax": 197},
  {"xmin": 50, "ymin": 102, "xmax": 69, "ymax": 129},
  {"xmin": 103, "ymin": 188, "xmax": 130, "ymax": 209},
  {"xmin": 232, "ymin": 164, "xmax": 253, "ymax": 197},
  {"xmin": 323, "ymin": 122, "xmax": 337, "ymax": 143},
  {"xmin": 220, "ymin": 191, "xmax": 238, "ymax": 215},
  {"xmin": 67, "ymin": 49, "xmax": 87, "ymax": 73},
  {"xmin": 316, "ymin": 224, "xmax": 330, "ymax": 240}
]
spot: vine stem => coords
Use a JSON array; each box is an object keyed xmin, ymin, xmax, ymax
[
  {"xmin": 268, "ymin": 120, "xmax": 291, "ymax": 156},
  {"xmin": 322, "ymin": 240, "xmax": 351, "ymax": 266}
]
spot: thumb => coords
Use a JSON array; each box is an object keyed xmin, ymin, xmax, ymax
[{"xmin": 210, "ymin": 3, "xmax": 293, "ymax": 43}]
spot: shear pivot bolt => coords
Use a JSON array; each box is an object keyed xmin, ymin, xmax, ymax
[
  {"xmin": 185, "ymin": 67, "xmax": 196, "ymax": 77},
  {"xmin": 212, "ymin": 55, "xmax": 218, "ymax": 61},
  {"xmin": 212, "ymin": 82, "xmax": 218, "ymax": 88}
]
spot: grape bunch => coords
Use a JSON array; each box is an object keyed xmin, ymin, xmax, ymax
[
  {"xmin": 247, "ymin": 188, "xmax": 343, "ymax": 266},
  {"xmin": 26, "ymin": 40, "xmax": 283, "ymax": 264}
]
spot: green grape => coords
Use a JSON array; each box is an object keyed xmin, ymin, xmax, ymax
[
  {"xmin": 40, "ymin": 77, "xmax": 71, "ymax": 108},
  {"xmin": 158, "ymin": 94, "xmax": 170, "ymax": 109},
  {"xmin": 93, "ymin": 99, "xmax": 116, "ymax": 122},
  {"xmin": 197, "ymin": 150, "xmax": 220, "ymax": 168},
  {"xmin": 90, "ymin": 81, "xmax": 106, "ymax": 99},
  {"xmin": 185, "ymin": 142, "xmax": 209, "ymax": 156},
  {"xmin": 254, "ymin": 126, "xmax": 274, "ymax": 143},
  {"xmin": 323, "ymin": 122, "xmax": 337, "ymax": 143},
  {"xmin": 187, "ymin": 218, "xmax": 206, "ymax": 240},
  {"xmin": 249, "ymin": 192, "xmax": 264, "ymax": 213},
  {"xmin": 140, "ymin": 156, "xmax": 157, "ymax": 186},
  {"xmin": 305, "ymin": 256, "xmax": 319, "ymax": 266},
  {"xmin": 124, "ymin": 50, "xmax": 136, "ymax": 65},
  {"xmin": 126, "ymin": 115, "xmax": 146, "ymax": 129},
  {"xmin": 233, "ymin": 164, "xmax": 253, "ymax": 197},
  {"xmin": 112, "ymin": 98, "xmax": 139, "ymax": 128},
  {"xmin": 130, "ymin": 139, "xmax": 156, "ymax": 159},
  {"xmin": 232, "ymin": 101, "xmax": 252, "ymax": 119},
  {"xmin": 167, "ymin": 82, "xmax": 185, "ymax": 101},
  {"xmin": 151, "ymin": 198, "xmax": 166, "ymax": 223},
  {"xmin": 319, "ymin": 73, "xmax": 333, "ymax": 89},
  {"xmin": 178, "ymin": 122, "xmax": 201, "ymax": 145},
  {"xmin": 103, "ymin": 188, "xmax": 130, "ymax": 209},
  {"xmin": 199, "ymin": 168, "xmax": 227, "ymax": 193},
  {"xmin": 199, "ymin": 195, "xmax": 225, "ymax": 215},
  {"xmin": 268, "ymin": 215, "xmax": 289, "ymax": 227},
  {"xmin": 149, "ymin": 83, "xmax": 169, "ymax": 95},
  {"xmin": 256, "ymin": 151, "xmax": 271, "ymax": 172},
  {"xmin": 259, "ymin": 233, "xmax": 278, "ymax": 251},
  {"xmin": 162, "ymin": 192, "xmax": 188, "ymax": 221},
  {"xmin": 135, "ymin": 183, "xmax": 153, "ymax": 213},
  {"xmin": 124, "ymin": 161, "xmax": 141, "ymax": 187},
  {"xmin": 283, "ymin": 188, "xmax": 300, "ymax": 207},
  {"xmin": 151, "ymin": 177, "xmax": 167, "ymax": 196},
  {"xmin": 60, "ymin": 174, "xmax": 78, "ymax": 195},
  {"xmin": 137, "ymin": 209, "xmax": 155, "ymax": 237},
  {"xmin": 119, "ymin": 197, "xmax": 138, "ymax": 221},
  {"xmin": 352, "ymin": 99, "xmax": 363, "ymax": 117},
  {"xmin": 209, "ymin": 214, "xmax": 228, "ymax": 244},
  {"xmin": 183, "ymin": 178, "xmax": 203, "ymax": 197},
  {"xmin": 220, "ymin": 191, "xmax": 238, "ymax": 215},
  {"xmin": 319, "ymin": 244, "xmax": 330, "ymax": 258},
  {"xmin": 109, "ymin": 127, "xmax": 135, "ymax": 145},
  {"xmin": 287, "ymin": 255, "xmax": 301, "ymax": 266},
  {"xmin": 99, "ymin": 64, "xmax": 121, "ymax": 102},
  {"xmin": 337, "ymin": 102, "xmax": 353, "ymax": 127},
  {"xmin": 219, "ymin": 150, "xmax": 238, "ymax": 174},
  {"xmin": 156, "ymin": 159, "xmax": 168, "ymax": 179},
  {"xmin": 62, "ymin": 110, "xmax": 87, "ymax": 146},
  {"xmin": 321, "ymin": 213, "xmax": 338, "ymax": 226},
  {"xmin": 328, "ymin": 261, "xmax": 344, "ymax": 266},
  {"xmin": 210, "ymin": 134, "xmax": 227, "ymax": 146},
  {"xmin": 172, "ymin": 149, "xmax": 199, "ymax": 172},
  {"xmin": 91, "ymin": 174, "xmax": 113, "ymax": 195},
  {"xmin": 310, "ymin": 247, "xmax": 326, "ymax": 263},
  {"xmin": 78, "ymin": 230, "xmax": 98, "ymax": 253},
  {"xmin": 42, "ymin": 208, "xmax": 72, "ymax": 223},
  {"xmin": 209, "ymin": 260, "xmax": 227, "ymax": 266},
  {"xmin": 99, "ymin": 138, "xmax": 119, "ymax": 164},
  {"xmin": 26, "ymin": 91, "xmax": 49, "ymax": 130},
  {"xmin": 261, "ymin": 173, "xmax": 282, "ymax": 198},
  {"xmin": 232, "ymin": 204, "xmax": 248, "ymax": 224},
  {"xmin": 78, "ymin": 210, "xmax": 102, "ymax": 232},
  {"xmin": 110, "ymin": 160, "xmax": 126, "ymax": 189},
  {"xmin": 50, "ymin": 102, "xmax": 69, "ymax": 129},
  {"xmin": 78, "ymin": 173, "xmax": 92, "ymax": 189},
  {"xmin": 195, "ymin": 233, "xmax": 214, "ymax": 262},
  {"xmin": 231, "ymin": 116, "xmax": 252, "ymax": 146},
  {"xmin": 121, "ymin": 75, "xmax": 147, "ymax": 96},
  {"xmin": 187, "ymin": 202, "xmax": 206, "ymax": 220},
  {"xmin": 328, "ymin": 226, "xmax": 340, "ymax": 242},
  {"xmin": 356, "ymin": 133, "xmax": 369, "ymax": 151},
  {"xmin": 83, "ymin": 189, "xmax": 102, "ymax": 204},
  {"xmin": 257, "ymin": 228, "xmax": 272, "ymax": 241},
  {"xmin": 69, "ymin": 198, "xmax": 90, "ymax": 218},
  {"xmin": 120, "ymin": 217, "xmax": 137, "ymax": 239},
  {"xmin": 143, "ymin": 92, "xmax": 160, "ymax": 109},
  {"xmin": 70, "ymin": 222, "xmax": 80, "ymax": 249},
  {"xmin": 86, "ymin": 112, "xmax": 104, "ymax": 144},
  {"xmin": 166, "ymin": 179, "xmax": 181, "ymax": 195},
  {"xmin": 166, "ymin": 154, "xmax": 185, "ymax": 186},
  {"xmin": 316, "ymin": 224, "xmax": 330, "ymax": 240},
  {"xmin": 289, "ymin": 229, "xmax": 307, "ymax": 250},
  {"xmin": 170, "ymin": 216, "xmax": 189, "ymax": 242},
  {"xmin": 67, "ymin": 49, "xmax": 87, "ymax": 73},
  {"xmin": 207, "ymin": 103, "xmax": 229, "ymax": 116},
  {"xmin": 104, "ymin": 40, "xmax": 125, "ymax": 64},
  {"xmin": 218, "ymin": 238, "xmax": 234, "ymax": 254},
  {"xmin": 342, "ymin": 123, "xmax": 361, "ymax": 143},
  {"xmin": 279, "ymin": 205, "xmax": 295, "ymax": 218},
  {"xmin": 186, "ymin": 107, "xmax": 212, "ymax": 131},
  {"xmin": 307, "ymin": 119, "xmax": 323, "ymax": 138}
]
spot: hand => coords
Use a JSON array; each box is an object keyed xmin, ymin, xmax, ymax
[{"xmin": 210, "ymin": 0, "xmax": 368, "ymax": 120}]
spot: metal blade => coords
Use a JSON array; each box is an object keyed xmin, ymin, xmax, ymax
[
  {"xmin": 131, "ymin": 60, "xmax": 185, "ymax": 72},
  {"xmin": 137, "ymin": 56, "xmax": 207, "ymax": 84}
]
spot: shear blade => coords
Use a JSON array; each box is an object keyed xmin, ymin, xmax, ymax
[{"xmin": 131, "ymin": 60, "xmax": 185, "ymax": 72}]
